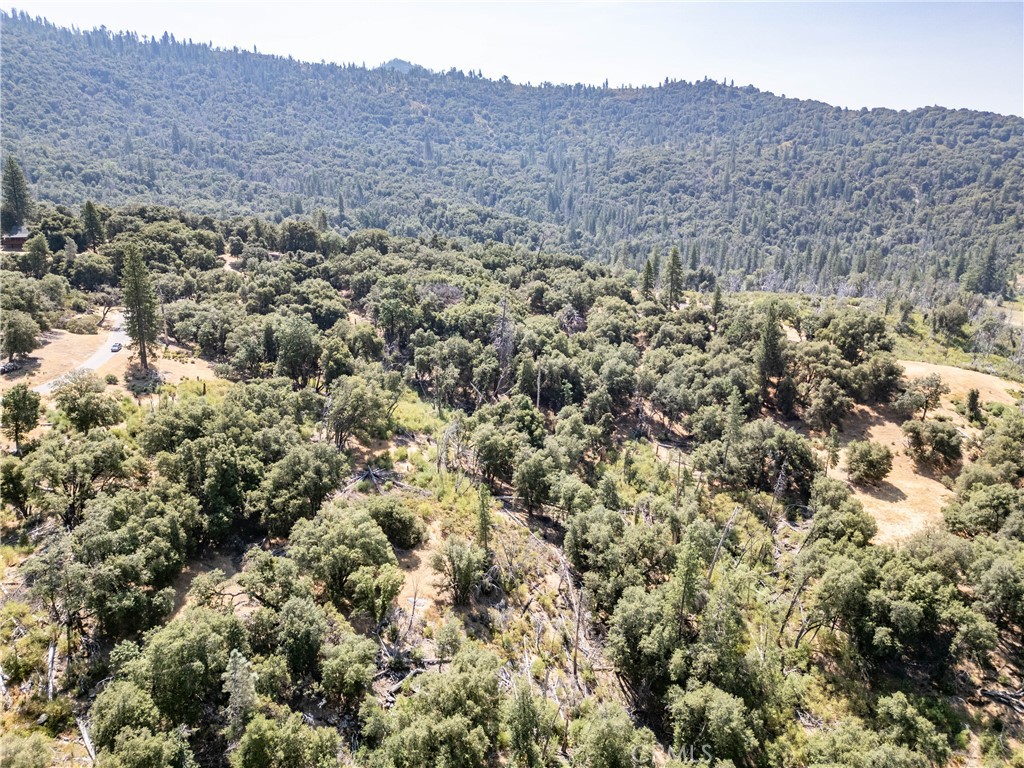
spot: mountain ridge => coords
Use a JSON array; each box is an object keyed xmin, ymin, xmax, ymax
[{"xmin": 2, "ymin": 10, "xmax": 1022, "ymax": 295}]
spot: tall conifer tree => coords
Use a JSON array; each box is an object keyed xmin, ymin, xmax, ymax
[
  {"xmin": 82, "ymin": 200, "xmax": 104, "ymax": 248},
  {"xmin": 1, "ymin": 156, "xmax": 31, "ymax": 233},
  {"xmin": 757, "ymin": 302, "xmax": 785, "ymax": 400},
  {"xmin": 121, "ymin": 246, "xmax": 159, "ymax": 370},
  {"xmin": 640, "ymin": 260, "xmax": 655, "ymax": 300},
  {"xmin": 664, "ymin": 246, "xmax": 683, "ymax": 308}
]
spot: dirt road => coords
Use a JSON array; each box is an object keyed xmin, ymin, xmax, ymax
[{"xmin": 32, "ymin": 312, "xmax": 131, "ymax": 394}]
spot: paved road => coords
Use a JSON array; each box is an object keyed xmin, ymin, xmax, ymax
[{"xmin": 33, "ymin": 313, "xmax": 131, "ymax": 395}]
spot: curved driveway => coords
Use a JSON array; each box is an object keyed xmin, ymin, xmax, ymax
[{"xmin": 33, "ymin": 313, "xmax": 131, "ymax": 395}]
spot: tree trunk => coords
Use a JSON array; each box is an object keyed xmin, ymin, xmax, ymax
[
  {"xmin": 139, "ymin": 334, "xmax": 148, "ymax": 370},
  {"xmin": 778, "ymin": 573, "xmax": 811, "ymax": 646}
]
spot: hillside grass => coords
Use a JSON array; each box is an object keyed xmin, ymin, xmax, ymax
[{"xmin": 893, "ymin": 312, "xmax": 1024, "ymax": 383}]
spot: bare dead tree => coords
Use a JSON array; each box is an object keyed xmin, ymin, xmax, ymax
[{"xmin": 491, "ymin": 294, "xmax": 517, "ymax": 397}]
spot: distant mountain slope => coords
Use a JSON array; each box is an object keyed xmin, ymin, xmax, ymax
[{"xmin": 2, "ymin": 11, "xmax": 1022, "ymax": 293}]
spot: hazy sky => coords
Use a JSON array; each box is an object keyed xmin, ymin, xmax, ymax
[{"xmin": 7, "ymin": 1, "xmax": 1023, "ymax": 116}]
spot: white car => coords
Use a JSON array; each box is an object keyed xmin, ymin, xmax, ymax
[{"xmin": 111, "ymin": 342, "xmax": 123, "ymax": 352}]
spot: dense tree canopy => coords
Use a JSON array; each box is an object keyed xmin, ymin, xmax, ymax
[{"xmin": 2, "ymin": 11, "xmax": 1022, "ymax": 297}]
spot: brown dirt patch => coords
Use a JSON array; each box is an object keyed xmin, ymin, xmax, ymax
[
  {"xmin": 220, "ymin": 252, "xmax": 240, "ymax": 272},
  {"xmin": 834, "ymin": 361, "xmax": 1021, "ymax": 545},
  {"xmin": 834, "ymin": 404, "xmax": 953, "ymax": 546},
  {"xmin": 1, "ymin": 304, "xmax": 223, "ymax": 402},
  {"xmin": 397, "ymin": 519, "xmax": 442, "ymax": 624},
  {"xmin": 170, "ymin": 551, "xmax": 252, "ymax": 620},
  {"xmin": 96, "ymin": 344, "xmax": 220, "ymax": 397},
  {"xmin": 347, "ymin": 308, "xmax": 372, "ymax": 326},
  {"xmin": 899, "ymin": 359, "xmax": 1022, "ymax": 408},
  {"xmin": 0, "ymin": 327, "xmax": 102, "ymax": 394}
]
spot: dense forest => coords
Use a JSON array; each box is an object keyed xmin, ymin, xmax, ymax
[
  {"xmin": 2, "ymin": 11, "xmax": 1024, "ymax": 296},
  {"xmin": 1, "ymin": 198, "xmax": 1022, "ymax": 767}
]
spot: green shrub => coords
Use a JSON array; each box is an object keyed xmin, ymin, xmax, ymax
[
  {"xmin": 41, "ymin": 696, "xmax": 75, "ymax": 735},
  {"xmin": 91, "ymin": 680, "xmax": 160, "ymax": 750},
  {"xmin": 321, "ymin": 633, "xmax": 377, "ymax": 708},
  {"xmin": 232, "ymin": 713, "xmax": 337, "ymax": 768},
  {"xmin": 845, "ymin": 440, "xmax": 893, "ymax": 485},
  {"xmin": 65, "ymin": 315, "xmax": 99, "ymax": 335},
  {"xmin": 69, "ymin": 295, "xmax": 90, "ymax": 312},
  {"xmin": 434, "ymin": 617, "xmax": 465, "ymax": 660},
  {"xmin": 902, "ymin": 419, "xmax": 962, "ymax": 466},
  {"xmin": 0, "ymin": 732, "xmax": 51, "ymax": 768},
  {"xmin": 0, "ymin": 601, "xmax": 48, "ymax": 685},
  {"xmin": 431, "ymin": 537, "xmax": 485, "ymax": 606},
  {"xmin": 364, "ymin": 497, "xmax": 425, "ymax": 549}
]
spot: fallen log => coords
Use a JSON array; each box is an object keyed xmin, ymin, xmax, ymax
[
  {"xmin": 388, "ymin": 668, "xmax": 423, "ymax": 695},
  {"xmin": 46, "ymin": 642, "xmax": 56, "ymax": 700},
  {"xmin": 980, "ymin": 687, "xmax": 1024, "ymax": 714},
  {"xmin": 0, "ymin": 660, "xmax": 10, "ymax": 708},
  {"xmin": 77, "ymin": 718, "xmax": 97, "ymax": 764}
]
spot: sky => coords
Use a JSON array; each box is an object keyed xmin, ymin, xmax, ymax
[{"xmin": 6, "ymin": 1, "xmax": 1023, "ymax": 116}]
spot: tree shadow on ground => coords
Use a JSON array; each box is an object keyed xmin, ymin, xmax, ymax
[{"xmin": 856, "ymin": 480, "xmax": 908, "ymax": 503}]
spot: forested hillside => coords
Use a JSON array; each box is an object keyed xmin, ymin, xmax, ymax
[
  {"xmin": 2, "ymin": 8, "xmax": 1024, "ymax": 767},
  {"xmin": 2, "ymin": 201, "xmax": 1023, "ymax": 767},
  {"xmin": 2, "ymin": 11, "xmax": 1023, "ymax": 296}
]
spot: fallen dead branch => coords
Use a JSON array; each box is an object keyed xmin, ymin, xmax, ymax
[
  {"xmin": 980, "ymin": 687, "xmax": 1024, "ymax": 714},
  {"xmin": 341, "ymin": 466, "xmax": 431, "ymax": 496},
  {"xmin": 797, "ymin": 710, "xmax": 824, "ymax": 728},
  {"xmin": 77, "ymin": 718, "xmax": 97, "ymax": 764}
]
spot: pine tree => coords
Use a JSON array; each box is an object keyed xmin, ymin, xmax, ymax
[
  {"xmin": 477, "ymin": 485, "xmax": 493, "ymax": 552},
  {"xmin": 824, "ymin": 427, "xmax": 840, "ymax": 476},
  {"xmin": 664, "ymin": 246, "xmax": 683, "ymax": 308},
  {"xmin": 650, "ymin": 247, "xmax": 662, "ymax": 287},
  {"xmin": 980, "ymin": 239, "xmax": 1002, "ymax": 296},
  {"xmin": 121, "ymin": 245, "xmax": 159, "ymax": 370},
  {"xmin": 757, "ymin": 302, "xmax": 785, "ymax": 399},
  {"xmin": 669, "ymin": 538, "xmax": 702, "ymax": 638},
  {"xmin": 221, "ymin": 649, "xmax": 257, "ymax": 738},
  {"xmin": 966, "ymin": 388, "xmax": 981, "ymax": 423},
  {"xmin": 1, "ymin": 156, "xmax": 31, "ymax": 233},
  {"xmin": 711, "ymin": 284, "xmax": 723, "ymax": 316},
  {"xmin": 505, "ymin": 678, "xmax": 543, "ymax": 767},
  {"xmin": 82, "ymin": 200, "xmax": 104, "ymax": 248},
  {"xmin": 724, "ymin": 386, "xmax": 746, "ymax": 478},
  {"xmin": 640, "ymin": 259, "xmax": 655, "ymax": 300}
]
